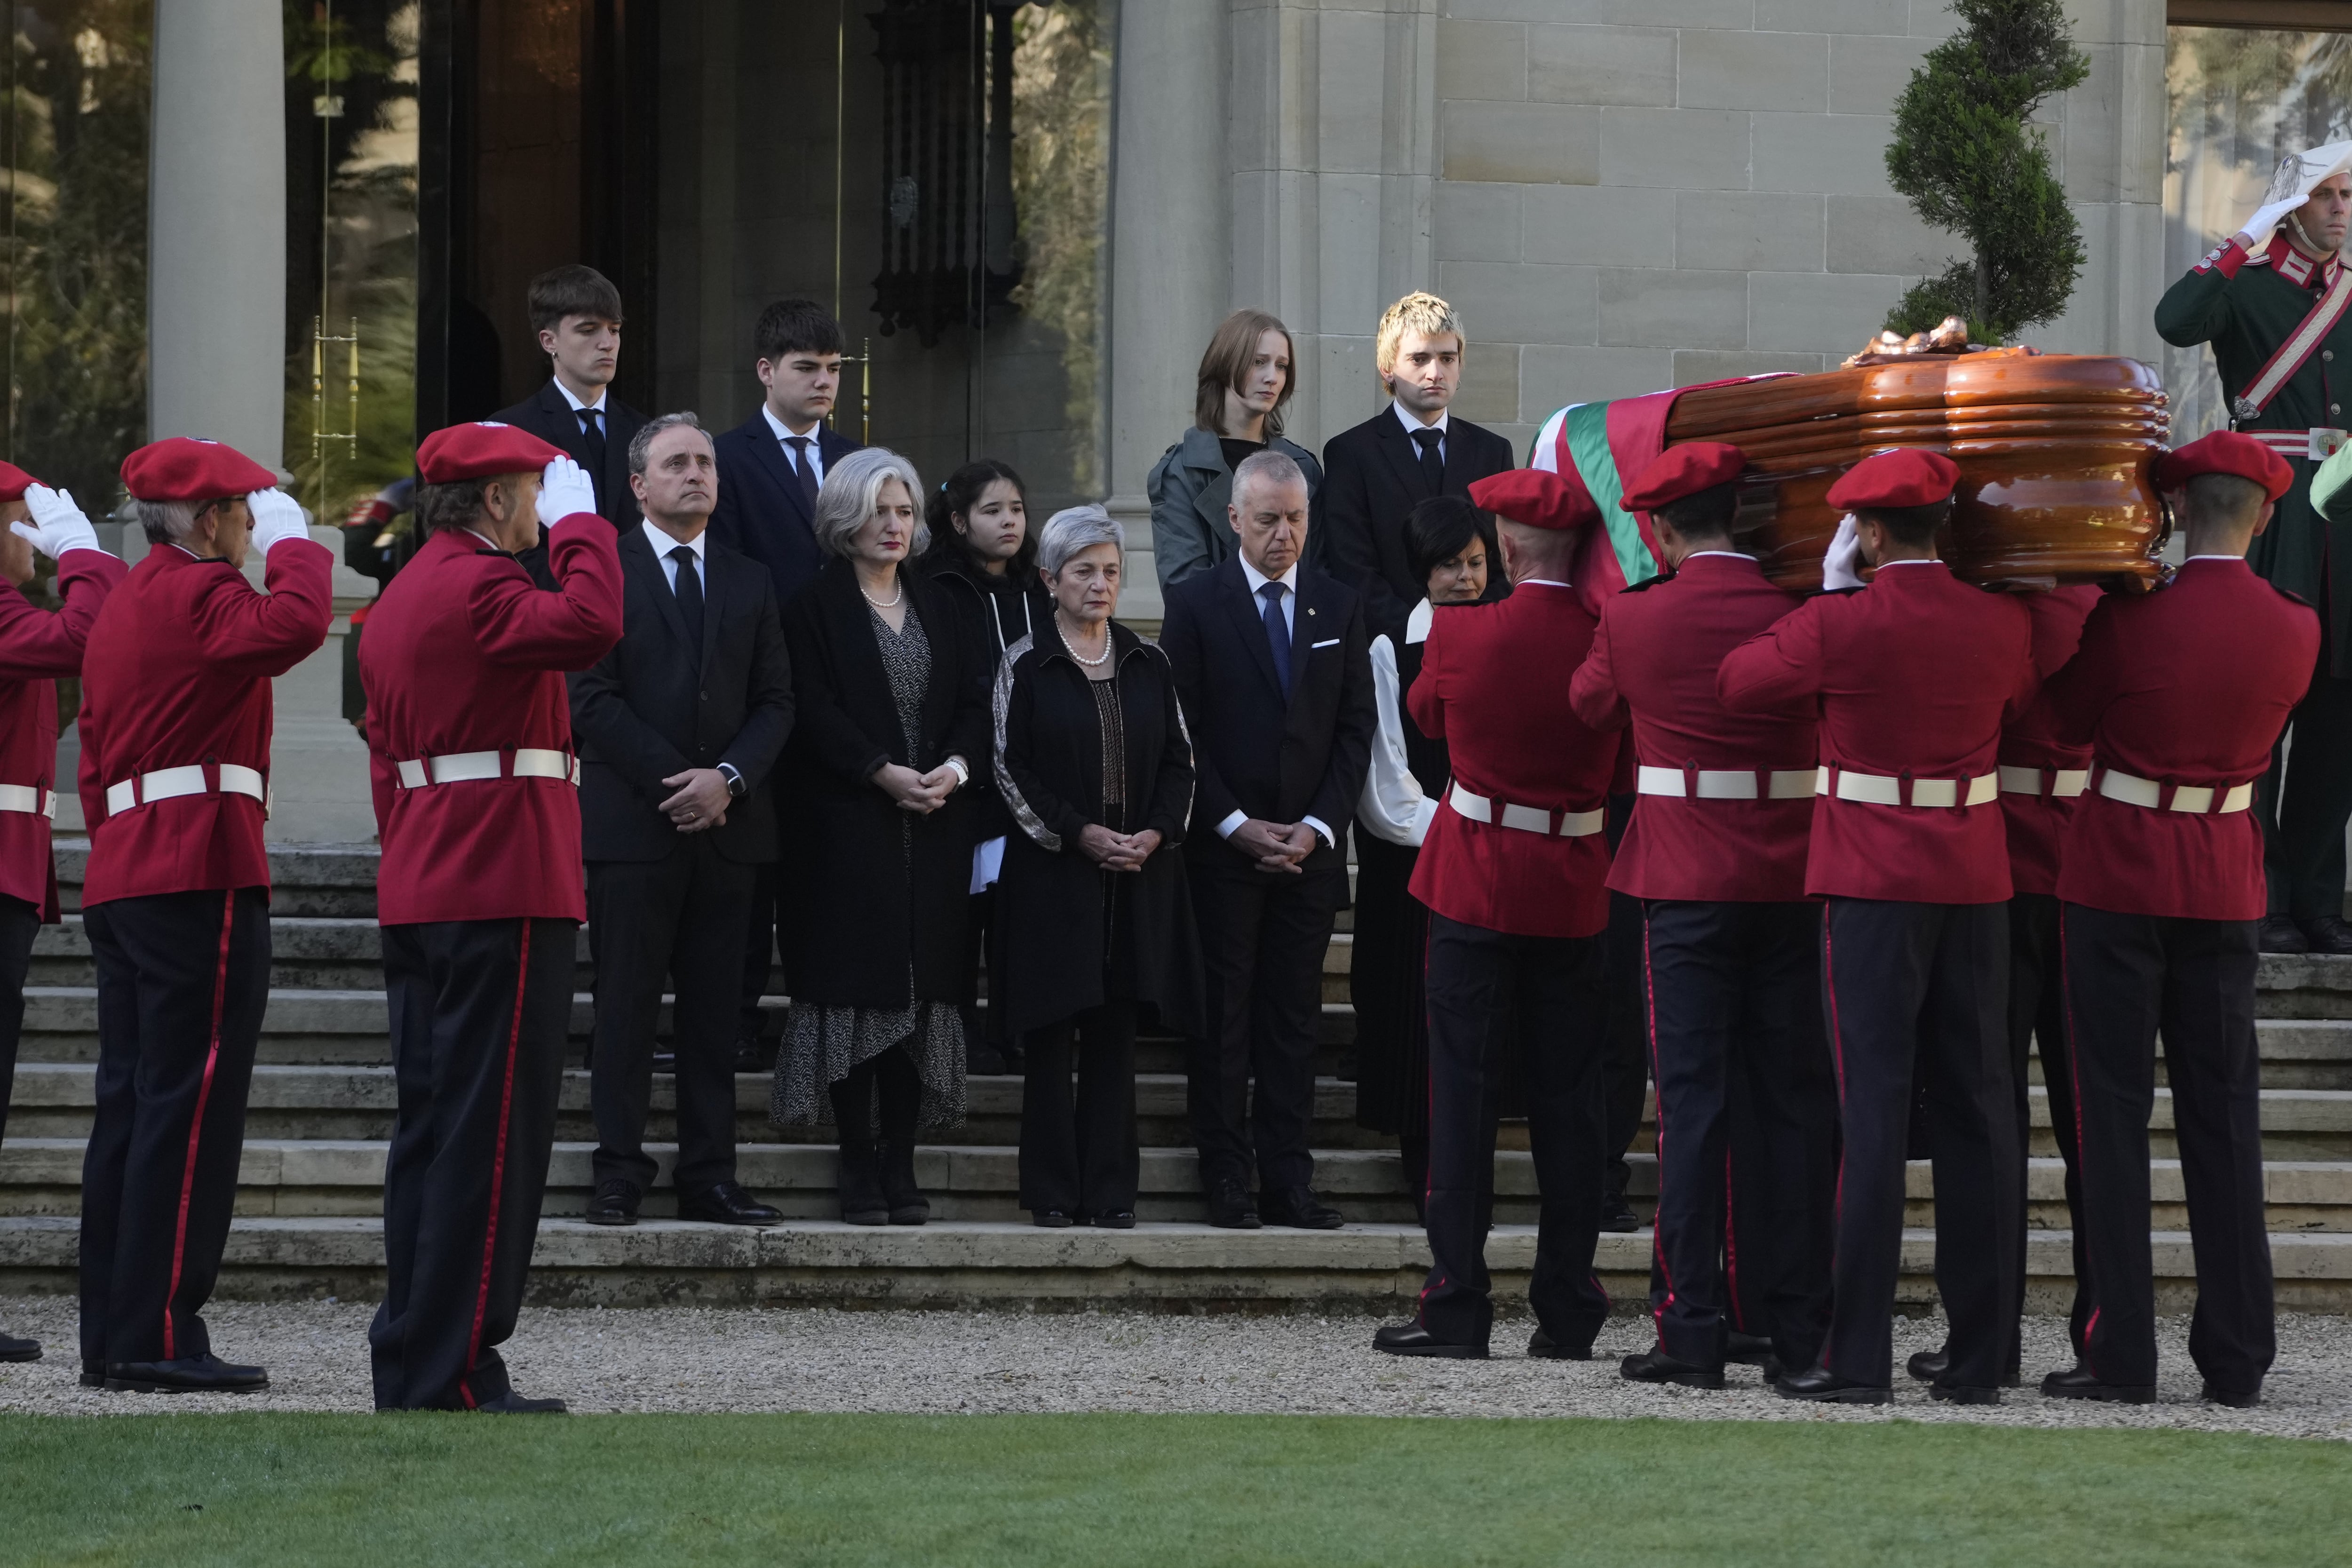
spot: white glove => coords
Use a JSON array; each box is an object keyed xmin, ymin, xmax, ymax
[
  {"xmin": 246, "ymin": 488, "xmax": 312, "ymax": 555},
  {"xmin": 538, "ymin": 454, "xmax": 598, "ymax": 525},
  {"xmin": 11, "ymin": 485, "xmax": 102, "ymax": 559},
  {"xmin": 2236, "ymin": 191, "xmax": 2309, "ymax": 251},
  {"xmin": 1821, "ymin": 513, "xmax": 1865, "ymax": 591}
]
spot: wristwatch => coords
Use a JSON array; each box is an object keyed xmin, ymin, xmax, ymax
[{"xmin": 718, "ymin": 763, "xmax": 747, "ymax": 799}]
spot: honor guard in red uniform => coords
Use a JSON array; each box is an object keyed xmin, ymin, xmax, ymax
[
  {"xmin": 359, "ymin": 423, "xmax": 622, "ymax": 1412},
  {"xmin": 2035, "ymin": 432, "xmax": 2316, "ymax": 1408},
  {"xmin": 76, "ymin": 438, "xmax": 333, "ymax": 1392},
  {"xmin": 0, "ymin": 470, "xmax": 127, "ymax": 1365},
  {"xmin": 1719, "ymin": 448, "xmax": 2035, "ymax": 1403},
  {"xmin": 1568, "ymin": 443, "xmax": 1834, "ymax": 1388},
  {"xmin": 1371, "ymin": 468, "xmax": 1623, "ymax": 1360}
]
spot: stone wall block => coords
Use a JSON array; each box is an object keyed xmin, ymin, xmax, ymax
[
  {"xmin": 1826, "ymin": 193, "xmax": 1963, "ymax": 276},
  {"xmin": 1317, "ymin": 8, "xmax": 1393, "ymax": 176},
  {"xmin": 1434, "ymin": 180, "xmax": 1524, "ymax": 263},
  {"xmin": 1755, "ymin": 0, "xmax": 1909, "ymax": 34},
  {"xmin": 1527, "ymin": 24, "xmax": 1677, "ymax": 108},
  {"xmin": 1316, "ymin": 172, "xmax": 1387, "ymax": 335},
  {"xmin": 1752, "ymin": 112, "xmax": 1896, "ymax": 195},
  {"xmin": 1522, "ymin": 343, "xmax": 1676, "ymax": 410},
  {"xmin": 1679, "ymin": 28, "xmax": 1829, "ymax": 113},
  {"xmin": 1445, "ymin": 0, "xmax": 1754, "ymax": 23},
  {"xmin": 1675, "ymin": 190, "xmax": 1826, "ymax": 271},
  {"xmin": 1521, "ymin": 183, "xmax": 1679, "ymax": 267},
  {"xmin": 1826, "ymin": 33, "xmax": 1930, "ymax": 116},
  {"xmin": 1598, "ymin": 108, "xmax": 1750, "ymax": 191},
  {"xmin": 1438, "ymin": 259, "xmax": 1601, "ymax": 345},
  {"xmin": 2057, "ymin": 43, "xmax": 2123, "ymax": 204},
  {"xmin": 1436, "ymin": 18, "xmax": 1528, "ymax": 102},
  {"xmin": 1442, "ymin": 101, "xmax": 1603, "ymax": 185},
  {"xmin": 1748, "ymin": 269, "xmax": 1907, "ymax": 351},
  {"xmin": 1598, "ymin": 267, "xmax": 1748, "ymax": 348},
  {"xmin": 1672, "ymin": 348, "xmax": 1830, "ymax": 381},
  {"xmin": 1909, "ymin": 0, "xmax": 1963, "ymax": 39},
  {"xmin": 1453, "ymin": 340, "xmax": 1525, "ymax": 424}
]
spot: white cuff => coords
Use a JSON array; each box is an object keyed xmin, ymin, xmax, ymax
[
  {"xmin": 945, "ymin": 755, "xmax": 971, "ymax": 788},
  {"xmin": 1215, "ymin": 810, "xmax": 1247, "ymax": 839},
  {"xmin": 1302, "ymin": 815, "xmax": 1335, "ymax": 850}
]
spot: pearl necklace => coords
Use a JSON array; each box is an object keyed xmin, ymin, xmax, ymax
[
  {"xmin": 1060, "ymin": 614, "xmax": 1112, "ymax": 667},
  {"xmin": 859, "ymin": 576, "xmax": 904, "ymax": 608}
]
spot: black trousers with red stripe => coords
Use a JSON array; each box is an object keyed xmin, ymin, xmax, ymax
[
  {"xmin": 1819, "ymin": 897, "xmax": 2018, "ymax": 1390},
  {"xmin": 0, "ymin": 892, "xmax": 37, "ymax": 1149},
  {"xmin": 1416, "ymin": 915, "xmax": 1610, "ymax": 1350},
  {"xmin": 78, "ymin": 888, "xmax": 271, "ymax": 1367},
  {"xmin": 2060, "ymin": 903, "xmax": 2272, "ymax": 1394},
  {"xmin": 371, "ymin": 917, "xmax": 574, "ymax": 1410},
  {"xmin": 1641, "ymin": 899, "xmax": 1835, "ymax": 1370}
]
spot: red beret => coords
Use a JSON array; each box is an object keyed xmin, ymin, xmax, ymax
[
  {"xmin": 2155, "ymin": 431, "xmax": 2293, "ymax": 502},
  {"xmin": 416, "ymin": 422, "xmax": 565, "ymax": 485},
  {"xmin": 120, "ymin": 438, "xmax": 277, "ymax": 503},
  {"xmin": 1621, "ymin": 442, "xmax": 1745, "ymax": 511},
  {"xmin": 0, "ymin": 462, "xmax": 39, "ymax": 504},
  {"xmin": 1468, "ymin": 468, "xmax": 1598, "ymax": 532},
  {"xmin": 1825, "ymin": 448, "xmax": 1959, "ymax": 511}
]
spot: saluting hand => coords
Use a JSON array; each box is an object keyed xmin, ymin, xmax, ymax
[
  {"xmin": 1820, "ymin": 513, "xmax": 1865, "ymax": 591},
  {"xmin": 246, "ymin": 488, "xmax": 313, "ymax": 556},
  {"xmin": 13, "ymin": 485, "xmax": 103, "ymax": 559}
]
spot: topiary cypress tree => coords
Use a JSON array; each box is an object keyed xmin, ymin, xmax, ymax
[{"xmin": 1883, "ymin": 0, "xmax": 2090, "ymax": 343}]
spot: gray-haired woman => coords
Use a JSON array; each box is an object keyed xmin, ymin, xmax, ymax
[
  {"xmin": 771, "ymin": 446, "xmax": 991, "ymax": 1225},
  {"xmin": 994, "ymin": 507, "xmax": 1203, "ymax": 1226}
]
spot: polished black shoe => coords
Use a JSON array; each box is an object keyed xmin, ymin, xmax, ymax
[
  {"xmin": 1759, "ymin": 1355, "xmax": 1784, "ymax": 1385},
  {"xmin": 732, "ymin": 1037, "xmax": 777, "ymax": 1075},
  {"xmin": 1621, "ymin": 1348, "xmax": 1725, "ymax": 1389},
  {"xmin": 1929, "ymin": 1382, "xmax": 2002, "ymax": 1405},
  {"xmin": 1906, "ymin": 1347, "xmax": 1949, "ymax": 1383},
  {"xmin": 1527, "ymin": 1328, "xmax": 1593, "ymax": 1361},
  {"xmin": 679, "ymin": 1181, "xmax": 781, "ymax": 1227},
  {"xmin": 2259, "ymin": 914, "xmax": 2311, "ymax": 955},
  {"xmin": 965, "ymin": 1041, "xmax": 1009, "ymax": 1075},
  {"xmin": 1205, "ymin": 1180, "xmax": 1262, "ymax": 1230},
  {"xmin": 105, "ymin": 1354, "xmax": 270, "ymax": 1393},
  {"xmin": 877, "ymin": 1140, "xmax": 930, "ymax": 1226},
  {"xmin": 2200, "ymin": 1380, "xmax": 2261, "ymax": 1409},
  {"xmin": 2302, "ymin": 915, "xmax": 2352, "ymax": 955},
  {"xmin": 1090, "ymin": 1210, "xmax": 1136, "ymax": 1229},
  {"xmin": 1598, "ymin": 1186, "xmax": 1640, "ymax": 1234},
  {"xmin": 2039, "ymin": 1364, "xmax": 2155, "ymax": 1404},
  {"xmin": 80, "ymin": 1360, "xmax": 104, "ymax": 1388},
  {"xmin": 584, "ymin": 1178, "xmax": 640, "ymax": 1227},
  {"xmin": 1033, "ymin": 1208, "xmax": 1075, "ymax": 1228},
  {"xmin": 1373, "ymin": 1323, "xmax": 1487, "ymax": 1359},
  {"xmin": 0, "ymin": 1328, "xmax": 40, "ymax": 1362},
  {"xmin": 836, "ymin": 1144, "xmax": 890, "ymax": 1226},
  {"xmin": 1724, "ymin": 1331, "xmax": 1774, "ymax": 1367},
  {"xmin": 1261, "ymin": 1186, "xmax": 1344, "ymax": 1230},
  {"xmin": 474, "ymin": 1390, "xmax": 569, "ymax": 1414},
  {"xmin": 1773, "ymin": 1364, "xmax": 1891, "ymax": 1404}
]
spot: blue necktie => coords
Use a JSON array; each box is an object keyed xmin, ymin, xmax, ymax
[{"xmin": 1260, "ymin": 580, "xmax": 1292, "ymax": 697}]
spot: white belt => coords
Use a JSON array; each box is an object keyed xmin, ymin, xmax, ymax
[
  {"xmin": 0, "ymin": 785, "xmax": 54, "ymax": 818},
  {"xmin": 1636, "ymin": 764, "xmax": 1815, "ymax": 801},
  {"xmin": 2094, "ymin": 767, "xmax": 2254, "ymax": 815},
  {"xmin": 1817, "ymin": 764, "xmax": 1998, "ymax": 810},
  {"xmin": 104, "ymin": 763, "xmax": 266, "ymax": 818},
  {"xmin": 1997, "ymin": 764, "xmax": 2089, "ymax": 799},
  {"xmin": 1448, "ymin": 781, "xmax": 1605, "ymax": 838},
  {"xmin": 394, "ymin": 748, "xmax": 582, "ymax": 789},
  {"xmin": 2247, "ymin": 428, "xmax": 2348, "ymax": 463}
]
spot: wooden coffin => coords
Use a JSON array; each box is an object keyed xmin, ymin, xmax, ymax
[{"xmin": 1664, "ymin": 351, "xmax": 2170, "ymax": 591}]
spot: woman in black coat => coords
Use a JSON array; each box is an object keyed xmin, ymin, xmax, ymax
[
  {"xmin": 994, "ymin": 505, "xmax": 1202, "ymax": 1226},
  {"xmin": 772, "ymin": 447, "xmax": 991, "ymax": 1226},
  {"xmin": 916, "ymin": 458, "xmax": 1053, "ymax": 1072}
]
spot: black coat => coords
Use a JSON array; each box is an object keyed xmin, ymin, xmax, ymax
[
  {"xmin": 1156, "ymin": 557, "xmax": 1376, "ymax": 876},
  {"xmin": 492, "ymin": 378, "xmax": 649, "ymax": 528},
  {"xmin": 776, "ymin": 557, "xmax": 991, "ymax": 1009},
  {"xmin": 993, "ymin": 619, "xmax": 1203, "ymax": 1038},
  {"xmin": 567, "ymin": 526, "xmax": 794, "ymax": 864},
  {"xmin": 922, "ymin": 555, "xmax": 1051, "ymax": 843},
  {"xmin": 706, "ymin": 413, "xmax": 864, "ymax": 610},
  {"xmin": 1320, "ymin": 409, "xmax": 1515, "ymax": 645}
]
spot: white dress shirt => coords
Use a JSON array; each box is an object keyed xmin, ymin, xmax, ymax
[
  {"xmin": 762, "ymin": 404, "xmax": 828, "ymax": 489},
  {"xmin": 643, "ymin": 520, "xmax": 707, "ymax": 594},
  {"xmin": 1220, "ymin": 552, "xmax": 1333, "ymax": 849},
  {"xmin": 1392, "ymin": 400, "xmax": 1451, "ymax": 465},
  {"xmin": 555, "ymin": 376, "xmax": 609, "ymax": 434}
]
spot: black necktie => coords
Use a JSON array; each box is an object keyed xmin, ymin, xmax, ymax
[
  {"xmin": 670, "ymin": 545, "xmax": 705, "ymax": 655},
  {"xmin": 577, "ymin": 407, "xmax": 608, "ymax": 507},
  {"xmin": 785, "ymin": 436, "xmax": 821, "ymax": 513},
  {"xmin": 1412, "ymin": 427, "xmax": 1444, "ymax": 494}
]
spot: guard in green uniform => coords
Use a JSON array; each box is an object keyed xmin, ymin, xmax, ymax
[{"xmin": 2158, "ymin": 146, "xmax": 2352, "ymax": 953}]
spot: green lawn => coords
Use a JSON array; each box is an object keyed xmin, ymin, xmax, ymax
[{"xmin": 2, "ymin": 1411, "xmax": 2343, "ymax": 1567}]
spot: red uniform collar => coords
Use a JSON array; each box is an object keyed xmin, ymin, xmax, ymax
[{"xmin": 2265, "ymin": 231, "xmax": 2343, "ymax": 288}]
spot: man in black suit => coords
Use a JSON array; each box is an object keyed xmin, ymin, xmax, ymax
[
  {"xmin": 707, "ymin": 297, "xmax": 865, "ymax": 1063},
  {"xmin": 568, "ymin": 413, "xmax": 795, "ymax": 1228},
  {"xmin": 492, "ymin": 264, "xmax": 648, "ymax": 530},
  {"xmin": 1321, "ymin": 291, "xmax": 1516, "ymax": 646},
  {"xmin": 1160, "ymin": 449, "xmax": 1377, "ymax": 1230}
]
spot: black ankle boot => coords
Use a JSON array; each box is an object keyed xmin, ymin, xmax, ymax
[
  {"xmin": 836, "ymin": 1143, "xmax": 888, "ymax": 1225},
  {"xmin": 878, "ymin": 1140, "xmax": 929, "ymax": 1226}
]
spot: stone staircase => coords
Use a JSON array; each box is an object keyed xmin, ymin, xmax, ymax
[{"xmin": 4, "ymin": 843, "xmax": 2351, "ymax": 1313}]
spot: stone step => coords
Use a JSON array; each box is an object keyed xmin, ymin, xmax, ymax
[
  {"xmin": 6, "ymin": 1215, "xmax": 2349, "ymax": 1311},
  {"xmin": 27, "ymin": 916, "xmax": 600, "ymax": 991}
]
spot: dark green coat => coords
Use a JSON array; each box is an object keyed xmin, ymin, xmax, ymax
[{"xmin": 2157, "ymin": 242, "xmax": 2352, "ymax": 671}]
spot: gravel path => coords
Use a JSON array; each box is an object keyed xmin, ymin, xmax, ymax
[{"xmin": 3, "ymin": 1297, "xmax": 2347, "ymax": 1438}]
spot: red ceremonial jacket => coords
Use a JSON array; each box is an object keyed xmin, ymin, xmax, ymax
[
  {"xmin": 0, "ymin": 550, "xmax": 127, "ymax": 919},
  {"xmin": 2041, "ymin": 557, "xmax": 2317, "ymax": 921},
  {"xmin": 1407, "ymin": 581, "xmax": 1622, "ymax": 939},
  {"xmin": 1569, "ymin": 552, "xmax": 1815, "ymax": 903},
  {"xmin": 77, "ymin": 540, "xmax": 334, "ymax": 907},
  {"xmin": 1717, "ymin": 561, "xmax": 2034, "ymax": 905},
  {"xmin": 1997, "ymin": 585, "xmax": 2099, "ymax": 899},
  {"xmin": 360, "ymin": 514, "xmax": 623, "ymax": 925}
]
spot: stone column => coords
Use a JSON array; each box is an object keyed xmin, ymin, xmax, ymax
[{"xmin": 138, "ymin": 0, "xmax": 378, "ymax": 845}]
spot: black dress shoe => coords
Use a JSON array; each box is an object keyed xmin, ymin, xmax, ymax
[
  {"xmin": 1598, "ymin": 1188, "xmax": 1640, "ymax": 1233},
  {"xmin": 1527, "ymin": 1328, "xmax": 1592, "ymax": 1361},
  {"xmin": 1773, "ymin": 1364, "xmax": 1891, "ymax": 1404},
  {"xmin": 2039, "ymin": 1364, "xmax": 2155, "ymax": 1403},
  {"xmin": 732, "ymin": 1038, "xmax": 777, "ymax": 1075},
  {"xmin": 584, "ymin": 1178, "xmax": 640, "ymax": 1227},
  {"xmin": 1033, "ymin": 1208, "xmax": 1075, "ymax": 1228},
  {"xmin": 2302, "ymin": 915, "xmax": 2352, "ymax": 955},
  {"xmin": 877, "ymin": 1140, "xmax": 930, "ymax": 1226},
  {"xmin": 1929, "ymin": 1382, "xmax": 2002, "ymax": 1405},
  {"xmin": 473, "ymin": 1390, "xmax": 569, "ymax": 1414},
  {"xmin": 1090, "ymin": 1210, "xmax": 1136, "ymax": 1229},
  {"xmin": 836, "ymin": 1144, "xmax": 890, "ymax": 1226},
  {"xmin": 1906, "ymin": 1347, "xmax": 1949, "ymax": 1383},
  {"xmin": 1373, "ymin": 1323, "xmax": 1487, "ymax": 1359},
  {"xmin": 1261, "ymin": 1186, "xmax": 1344, "ymax": 1230},
  {"xmin": 2260, "ymin": 914, "xmax": 2311, "ymax": 954},
  {"xmin": 1759, "ymin": 1355, "xmax": 1784, "ymax": 1384},
  {"xmin": 80, "ymin": 1360, "xmax": 104, "ymax": 1388},
  {"xmin": 1724, "ymin": 1331, "xmax": 1774, "ymax": 1367},
  {"xmin": 1621, "ymin": 1348, "xmax": 1725, "ymax": 1389},
  {"xmin": 965, "ymin": 1041, "xmax": 1009, "ymax": 1075},
  {"xmin": 1206, "ymin": 1180, "xmax": 1262, "ymax": 1230},
  {"xmin": 679, "ymin": 1181, "xmax": 781, "ymax": 1226},
  {"xmin": 2201, "ymin": 1380, "xmax": 2261, "ymax": 1409},
  {"xmin": 0, "ymin": 1328, "xmax": 40, "ymax": 1362},
  {"xmin": 105, "ymin": 1354, "xmax": 270, "ymax": 1393}
]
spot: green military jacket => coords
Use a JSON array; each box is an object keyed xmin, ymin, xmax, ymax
[{"xmin": 2158, "ymin": 232, "xmax": 2352, "ymax": 671}]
